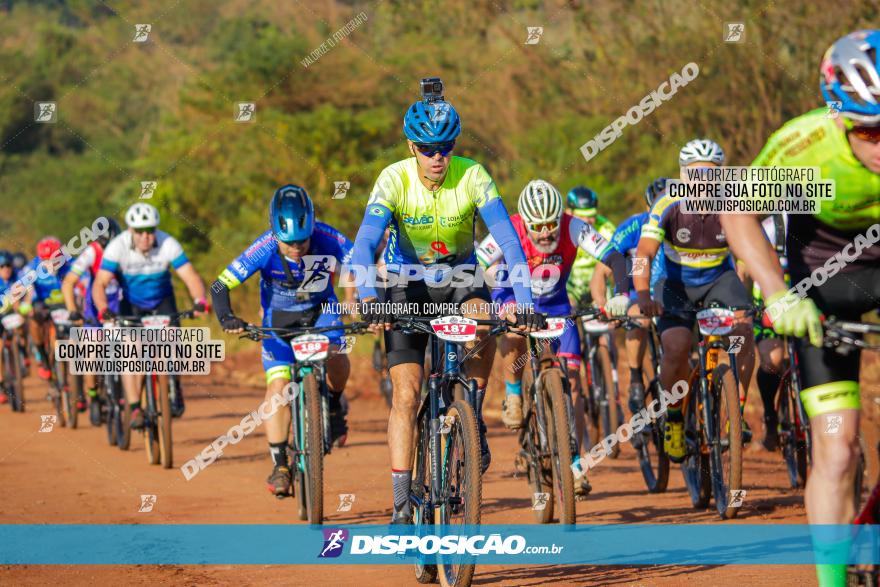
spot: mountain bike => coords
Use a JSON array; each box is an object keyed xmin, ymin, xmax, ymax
[
  {"xmin": 612, "ymin": 313, "xmax": 670, "ymax": 493},
  {"xmin": 389, "ymin": 314, "xmax": 503, "ymax": 587},
  {"xmin": 679, "ymin": 303, "xmax": 752, "ymax": 520},
  {"xmin": 115, "ymin": 308, "xmax": 197, "ymax": 467},
  {"xmin": 1, "ymin": 312, "xmax": 27, "ymax": 412},
  {"xmin": 772, "ymin": 328, "xmax": 811, "ymax": 489},
  {"xmin": 517, "ymin": 315, "xmax": 581, "ymax": 524},
  {"xmin": 243, "ymin": 321, "xmax": 369, "ymax": 525},
  {"xmin": 46, "ymin": 307, "xmax": 80, "ymax": 429},
  {"xmin": 576, "ymin": 309, "xmax": 622, "ymax": 459}
]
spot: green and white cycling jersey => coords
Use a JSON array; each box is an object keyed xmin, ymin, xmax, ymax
[
  {"xmin": 752, "ymin": 108, "xmax": 880, "ymax": 273},
  {"xmin": 566, "ymin": 214, "xmax": 616, "ymax": 301},
  {"xmin": 366, "ymin": 156, "xmax": 500, "ymax": 267}
]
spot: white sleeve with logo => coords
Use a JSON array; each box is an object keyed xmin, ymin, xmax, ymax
[
  {"xmin": 70, "ymin": 245, "xmax": 96, "ymax": 277},
  {"xmin": 569, "ymin": 216, "xmax": 612, "ymax": 260},
  {"xmin": 475, "ymin": 234, "xmax": 503, "ymax": 268}
]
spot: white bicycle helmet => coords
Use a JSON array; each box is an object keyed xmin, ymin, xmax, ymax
[
  {"xmin": 125, "ymin": 203, "xmax": 160, "ymax": 229},
  {"xmin": 679, "ymin": 138, "xmax": 726, "ymax": 166},
  {"xmin": 517, "ymin": 179, "xmax": 563, "ymax": 229},
  {"xmin": 820, "ymin": 30, "xmax": 880, "ymax": 125}
]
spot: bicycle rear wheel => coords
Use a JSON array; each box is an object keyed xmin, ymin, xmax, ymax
[
  {"xmin": 710, "ymin": 364, "xmax": 742, "ymax": 519},
  {"xmin": 298, "ymin": 373, "xmax": 324, "ymax": 525},
  {"xmin": 596, "ymin": 345, "xmax": 620, "ymax": 459},
  {"xmin": 522, "ymin": 366, "xmax": 554, "ymax": 523},
  {"xmin": 157, "ymin": 376, "xmax": 173, "ymax": 468},
  {"xmin": 777, "ymin": 372, "xmax": 807, "ymax": 489},
  {"xmin": 4, "ymin": 343, "xmax": 25, "ymax": 412},
  {"xmin": 636, "ymin": 378, "xmax": 669, "ymax": 493},
  {"xmin": 543, "ymin": 369, "xmax": 575, "ymax": 524},
  {"xmin": 682, "ymin": 378, "xmax": 710, "ymax": 509},
  {"xmin": 437, "ymin": 399, "xmax": 481, "ymax": 587},
  {"xmin": 413, "ymin": 414, "xmax": 438, "ymax": 584},
  {"xmin": 144, "ymin": 378, "xmax": 160, "ymax": 465}
]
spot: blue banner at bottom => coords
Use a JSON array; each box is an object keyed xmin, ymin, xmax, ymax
[{"xmin": 1, "ymin": 524, "xmax": 877, "ymax": 565}]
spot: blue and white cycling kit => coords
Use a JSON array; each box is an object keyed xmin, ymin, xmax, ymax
[
  {"xmin": 611, "ymin": 211, "xmax": 666, "ymax": 297},
  {"xmin": 100, "ymin": 230, "xmax": 189, "ymax": 310},
  {"xmin": 24, "ymin": 256, "xmax": 72, "ymax": 306},
  {"xmin": 217, "ymin": 224, "xmax": 353, "ymax": 381}
]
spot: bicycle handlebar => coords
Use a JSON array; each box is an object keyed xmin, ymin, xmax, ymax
[{"xmin": 240, "ymin": 321, "xmax": 371, "ymax": 341}]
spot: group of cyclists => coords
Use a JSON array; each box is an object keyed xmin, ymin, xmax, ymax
[{"xmin": 0, "ymin": 27, "xmax": 877, "ymax": 587}]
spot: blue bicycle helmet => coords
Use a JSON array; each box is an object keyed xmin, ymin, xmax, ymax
[
  {"xmin": 645, "ymin": 177, "xmax": 668, "ymax": 207},
  {"xmin": 566, "ymin": 186, "xmax": 599, "ymax": 211},
  {"xmin": 12, "ymin": 252, "xmax": 26, "ymax": 271},
  {"xmin": 820, "ymin": 30, "xmax": 880, "ymax": 125},
  {"xmin": 270, "ymin": 184, "xmax": 314, "ymax": 243},
  {"xmin": 404, "ymin": 100, "xmax": 461, "ymax": 143},
  {"xmin": 0, "ymin": 250, "xmax": 11, "ymax": 267}
]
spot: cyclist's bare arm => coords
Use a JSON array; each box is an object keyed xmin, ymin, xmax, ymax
[
  {"xmin": 590, "ymin": 262, "xmax": 611, "ymax": 308},
  {"xmin": 719, "ymin": 215, "xmax": 786, "ymax": 297},
  {"xmin": 91, "ymin": 269, "xmax": 114, "ymax": 314},
  {"xmin": 61, "ymin": 271, "xmax": 80, "ymax": 313},
  {"xmin": 174, "ymin": 262, "xmax": 207, "ymax": 304},
  {"xmin": 632, "ymin": 237, "xmax": 659, "ymax": 294}
]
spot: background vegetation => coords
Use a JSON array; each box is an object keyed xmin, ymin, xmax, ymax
[{"xmin": 1, "ymin": 0, "xmax": 876, "ymax": 294}]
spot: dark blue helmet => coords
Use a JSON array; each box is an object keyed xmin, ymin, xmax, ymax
[
  {"xmin": 270, "ymin": 185, "xmax": 314, "ymax": 243},
  {"xmin": 0, "ymin": 250, "xmax": 11, "ymax": 267},
  {"xmin": 404, "ymin": 100, "xmax": 461, "ymax": 143},
  {"xmin": 12, "ymin": 252, "xmax": 26, "ymax": 270},
  {"xmin": 645, "ymin": 177, "xmax": 668, "ymax": 207},
  {"xmin": 97, "ymin": 217, "xmax": 122, "ymax": 247}
]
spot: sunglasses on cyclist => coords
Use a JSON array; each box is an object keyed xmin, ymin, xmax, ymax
[
  {"xmin": 414, "ymin": 141, "xmax": 455, "ymax": 157},
  {"xmin": 133, "ymin": 227, "xmax": 156, "ymax": 235},
  {"xmin": 849, "ymin": 125, "xmax": 880, "ymax": 144},
  {"xmin": 527, "ymin": 220, "xmax": 559, "ymax": 233},
  {"xmin": 0, "ymin": 264, "xmax": 10, "ymax": 269}
]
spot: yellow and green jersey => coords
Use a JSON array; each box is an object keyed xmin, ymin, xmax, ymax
[{"xmin": 566, "ymin": 215, "xmax": 616, "ymax": 301}]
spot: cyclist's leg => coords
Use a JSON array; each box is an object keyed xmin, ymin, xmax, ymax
[
  {"xmin": 494, "ymin": 292, "xmax": 526, "ymax": 428},
  {"xmin": 795, "ymin": 266, "xmax": 879, "ymax": 586},
  {"xmin": 263, "ymin": 334, "xmax": 295, "ymax": 496},
  {"xmin": 756, "ymin": 334, "xmax": 784, "ymax": 449},
  {"xmin": 556, "ymin": 316, "xmax": 593, "ymax": 496},
  {"xmin": 385, "ymin": 281, "xmax": 430, "ymax": 522},
  {"xmin": 316, "ymin": 308, "xmax": 351, "ymax": 446},
  {"xmin": 29, "ymin": 302, "xmax": 50, "ymax": 377},
  {"xmin": 625, "ymin": 301, "xmax": 649, "ymax": 415}
]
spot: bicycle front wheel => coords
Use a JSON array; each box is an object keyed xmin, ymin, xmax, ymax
[
  {"xmin": 413, "ymin": 413, "xmax": 438, "ymax": 584},
  {"xmin": 144, "ymin": 378, "xmax": 160, "ymax": 465},
  {"xmin": 596, "ymin": 345, "xmax": 620, "ymax": 459},
  {"xmin": 542, "ymin": 370, "xmax": 575, "ymax": 524},
  {"xmin": 711, "ymin": 364, "xmax": 742, "ymax": 520},
  {"xmin": 157, "ymin": 375, "xmax": 173, "ymax": 468},
  {"xmin": 437, "ymin": 399, "xmax": 481, "ymax": 587},
  {"xmin": 777, "ymin": 371, "xmax": 806, "ymax": 489},
  {"xmin": 636, "ymin": 378, "xmax": 669, "ymax": 493},
  {"xmin": 298, "ymin": 373, "xmax": 324, "ymax": 525},
  {"xmin": 681, "ymin": 382, "xmax": 710, "ymax": 509}
]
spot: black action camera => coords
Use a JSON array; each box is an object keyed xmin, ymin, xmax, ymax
[{"xmin": 420, "ymin": 77, "xmax": 444, "ymax": 102}]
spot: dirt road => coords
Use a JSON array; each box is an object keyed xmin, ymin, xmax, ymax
[{"xmin": 1, "ymin": 346, "xmax": 877, "ymax": 586}]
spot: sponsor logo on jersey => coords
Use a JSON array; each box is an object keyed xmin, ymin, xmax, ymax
[
  {"xmin": 676, "ymin": 228, "xmax": 691, "ymax": 243},
  {"xmin": 403, "ymin": 214, "xmax": 434, "ymax": 226}
]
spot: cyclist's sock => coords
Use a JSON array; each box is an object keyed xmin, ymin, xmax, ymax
[
  {"xmin": 757, "ymin": 368, "xmax": 782, "ymax": 426},
  {"xmin": 504, "ymin": 381, "xmax": 522, "ymax": 397},
  {"xmin": 629, "ymin": 367, "xmax": 643, "ymax": 386},
  {"xmin": 391, "ymin": 469, "xmax": 411, "ymax": 511},
  {"xmin": 129, "ymin": 401, "xmax": 141, "ymax": 411},
  {"xmin": 269, "ymin": 441, "xmax": 288, "ymax": 467},
  {"xmin": 815, "ymin": 564, "xmax": 846, "ymax": 587}
]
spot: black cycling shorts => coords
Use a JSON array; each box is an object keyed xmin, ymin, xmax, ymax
[
  {"xmin": 655, "ymin": 270, "xmax": 752, "ymax": 334},
  {"xmin": 793, "ymin": 266, "xmax": 880, "ymax": 391},
  {"xmin": 119, "ymin": 296, "xmax": 180, "ymax": 325},
  {"xmin": 383, "ymin": 271, "xmax": 493, "ymax": 369}
]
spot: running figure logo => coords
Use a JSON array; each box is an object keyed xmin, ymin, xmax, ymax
[
  {"xmin": 34, "ymin": 102, "xmax": 57, "ymax": 123},
  {"xmin": 726, "ymin": 336, "xmax": 744, "ymax": 355},
  {"xmin": 133, "ymin": 24, "xmax": 152, "ymax": 42},
  {"xmin": 298, "ymin": 255, "xmax": 337, "ymax": 293},
  {"xmin": 532, "ymin": 492, "xmax": 549, "ymax": 510},
  {"xmin": 728, "ymin": 489, "xmax": 746, "ymax": 508},
  {"xmin": 318, "ymin": 528, "xmax": 349, "ymax": 558},
  {"xmin": 332, "ymin": 181, "xmax": 350, "ymax": 200},
  {"xmin": 525, "ymin": 27, "xmax": 544, "ymax": 45},
  {"xmin": 39, "ymin": 415, "xmax": 57, "ymax": 432},
  {"xmin": 140, "ymin": 181, "xmax": 158, "ymax": 200},
  {"xmin": 430, "ymin": 102, "xmax": 450, "ymax": 123},
  {"xmin": 724, "ymin": 23, "xmax": 745, "ymax": 42},
  {"xmin": 630, "ymin": 256, "xmax": 648, "ymax": 276},
  {"xmin": 825, "ymin": 101, "xmax": 843, "ymax": 119},
  {"xmin": 824, "ymin": 414, "xmax": 842, "ymax": 435},
  {"xmin": 337, "ymin": 494, "xmax": 356, "ymax": 512},
  {"xmin": 235, "ymin": 102, "xmax": 256, "ymax": 122},
  {"xmin": 337, "ymin": 335, "xmax": 356, "ymax": 355},
  {"xmin": 138, "ymin": 495, "xmax": 157, "ymax": 512}
]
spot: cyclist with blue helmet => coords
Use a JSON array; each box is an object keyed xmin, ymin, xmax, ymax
[
  {"xmin": 351, "ymin": 77, "xmax": 544, "ymax": 524},
  {"xmin": 590, "ymin": 178, "xmax": 668, "ymax": 419},
  {"xmin": 212, "ymin": 185, "xmax": 356, "ymax": 497},
  {"xmin": 718, "ymin": 30, "xmax": 880, "ymax": 587},
  {"xmin": 0, "ymin": 249, "xmax": 17, "ymax": 404}
]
